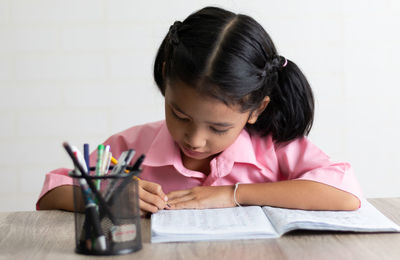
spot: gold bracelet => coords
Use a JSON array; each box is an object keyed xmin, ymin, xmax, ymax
[{"xmin": 234, "ymin": 182, "xmax": 242, "ymax": 207}]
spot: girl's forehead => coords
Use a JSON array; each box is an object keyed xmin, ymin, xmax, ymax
[
  {"xmin": 166, "ymin": 80, "xmax": 230, "ymax": 105},
  {"xmin": 165, "ymin": 81, "xmax": 248, "ymax": 121},
  {"xmin": 166, "ymin": 80, "xmax": 226, "ymax": 108}
]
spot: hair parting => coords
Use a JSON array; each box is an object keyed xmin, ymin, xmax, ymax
[{"xmin": 153, "ymin": 6, "xmax": 314, "ymax": 143}]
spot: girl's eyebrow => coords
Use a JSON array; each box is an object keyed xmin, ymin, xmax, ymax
[
  {"xmin": 170, "ymin": 102, "xmax": 234, "ymax": 127},
  {"xmin": 205, "ymin": 121, "xmax": 233, "ymax": 127},
  {"xmin": 170, "ymin": 102, "xmax": 190, "ymax": 117}
]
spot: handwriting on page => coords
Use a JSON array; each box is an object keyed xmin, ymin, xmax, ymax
[{"xmin": 152, "ymin": 206, "xmax": 275, "ymax": 235}]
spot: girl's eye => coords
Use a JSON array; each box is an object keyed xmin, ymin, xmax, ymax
[
  {"xmin": 172, "ymin": 109, "xmax": 189, "ymax": 121},
  {"xmin": 210, "ymin": 127, "xmax": 228, "ymax": 135}
]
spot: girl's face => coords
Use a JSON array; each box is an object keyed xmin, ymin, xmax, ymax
[{"xmin": 164, "ymin": 81, "xmax": 257, "ymax": 162}]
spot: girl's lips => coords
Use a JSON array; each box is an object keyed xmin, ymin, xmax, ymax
[{"xmin": 180, "ymin": 145, "xmax": 206, "ymax": 158}]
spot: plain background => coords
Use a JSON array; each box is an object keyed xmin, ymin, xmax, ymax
[{"xmin": 0, "ymin": 0, "xmax": 399, "ymax": 212}]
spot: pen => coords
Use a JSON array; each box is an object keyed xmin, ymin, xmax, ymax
[
  {"xmin": 70, "ymin": 146, "xmax": 106, "ymax": 251},
  {"xmin": 109, "ymin": 150, "xmax": 135, "ymax": 176},
  {"xmin": 73, "ymin": 167, "xmax": 96, "ymax": 251},
  {"xmin": 72, "ymin": 148, "xmax": 94, "ymax": 249},
  {"xmin": 132, "ymin": 154, "xmax": 145, "ymax": 171},
  {"xmin": 103, "ymin": 150, "xmax": 136, "ymax": 202},
  {"xmin": 89, "ymin": 164, "xmax": 138, "ymax": 173},
  {"xmin": 109, "ymin": 156, "xmax": 138, "ymax": 175},
  {"xmin": 63, "ymin": 142, "xmax": 116, "ymax": 224},
  {"xmin": 86, "ymin": 203, "xmax": 107, "ymax": 251},
  {"xmin": 110, "ymin": 156, "xmax": 118, "ymax": 165},
  {"xmin": 104, "ymin": 150, "xmax": 112, "ymax": 175},
  {"xmin": 132, "ymin": 154, "xmax": 144, "ymax": 181},
  {"xmin": 83, "ymin": 143, "xmax": 90, "ymax": 172},
  {"xmin": 106, "ymin": 155, "xmax": 145, "ymax": 205}
]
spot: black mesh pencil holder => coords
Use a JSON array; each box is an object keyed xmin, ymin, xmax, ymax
[{"xmin": 70, "ymin": 170, "xmax": 142, "ymax": 255}]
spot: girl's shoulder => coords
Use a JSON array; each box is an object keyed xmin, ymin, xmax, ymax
[
  {"xmin": 103, "ymin": 120, "xmax": 166, "ymax": 153},
  {"xmin": 248, "ymin": 130, "xmax": 314, "ymax": 155},
  {"xmin": 248, "ymin": 132, "xmax": 334, "ymax": 172},
  {"xmin": 117, "ymin": 120, "xmax": 165, "ymax": 138}
]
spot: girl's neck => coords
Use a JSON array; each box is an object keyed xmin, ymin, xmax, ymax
[{"xmin": 181, "ymin": 153, "xmax": 213, "ymax": 175}]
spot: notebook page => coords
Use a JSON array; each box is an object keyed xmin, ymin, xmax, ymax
[
  {"xmin": 262, "ymin": 200, "xmax": 400, "ymax": 235},
  {"xmin": 151, "ymin": 206, "xmax": 277, "ymax": 236}
]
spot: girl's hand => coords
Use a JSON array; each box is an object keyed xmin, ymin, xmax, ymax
[
  {"xmin": 166, "ymin": 186, "xmax": 235, "ymax": 210},
  {"xmin": 137, "ymin": 179, "xmax": 169, "ymax": 216}
]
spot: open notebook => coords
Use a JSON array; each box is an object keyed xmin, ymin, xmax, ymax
[{"xmin": 151, "ymin": 200, "xmax": 400, "ymax": 243}]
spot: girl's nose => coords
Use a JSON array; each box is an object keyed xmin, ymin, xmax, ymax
[{"xmin": 184, "ymin": 128, "xmax": 206, "ymax": 150}]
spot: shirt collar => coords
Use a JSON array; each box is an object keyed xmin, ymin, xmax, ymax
[
  {"xmin": 143, "ymin": 121, "xmax": 262, "ymax": 177},
  {"xmin": 142, "ymin": 122, "xmax": 179, "ymax": 167},
  {"xmin": 215, "ymin": 129, "xmax": 262, "ymax": 176},
  {"xmin": 142, "ymin": 122, "xmax": 205, "ymax": 178}
]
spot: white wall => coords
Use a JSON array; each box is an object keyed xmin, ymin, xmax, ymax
[{"xmin": 1, "ymin": 0, "xmax": 399, "ymax": 211}]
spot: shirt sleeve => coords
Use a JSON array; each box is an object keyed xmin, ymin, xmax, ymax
[
  {"xmin": 275, "ymin": 137, "xmax": 363, "ymax": 205},
  {"xmin": 35, "ymin": 121, "xmax": 164, "ymax": 210},
  {"xmin": 35, "ymin": 139, "xmax": 114, "ymax": 210},
  {"xmin": 36, "ymin": 168, "xmax": 73, "ymax": 210},
  {"xmin": 35, "ymin": 144, "xmax": 110, "ymax": 210}
]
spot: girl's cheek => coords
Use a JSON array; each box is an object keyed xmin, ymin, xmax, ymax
[{"xmin": 172, "ymin": 123, "xmax": 185, "ymax": 140}]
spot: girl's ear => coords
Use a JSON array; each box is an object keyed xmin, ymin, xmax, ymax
[{"xmin": 247, "ymin": 96, "xmax": 270, "ymax": 124}]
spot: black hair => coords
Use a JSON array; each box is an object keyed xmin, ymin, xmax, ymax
[{"xmin": 154, "ymin": 6, "xmax": 314, "ymax": 143}]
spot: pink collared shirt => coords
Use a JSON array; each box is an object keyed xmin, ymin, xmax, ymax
[{"xmin": 36, "ymin": 120, "xmax": 363, "ymax": 209}]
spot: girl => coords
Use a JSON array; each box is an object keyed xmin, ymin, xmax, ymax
[{"xmin": 37, "ymin": 7, "xmax": 362, "ymax": 216}]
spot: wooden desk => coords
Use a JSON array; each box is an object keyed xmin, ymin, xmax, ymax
[{"xmin": 1, "ymin": 198, "xmax": 400, "ymax": 259}]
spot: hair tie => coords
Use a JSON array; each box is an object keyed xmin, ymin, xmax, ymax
[
  {"xmin": 282, "ymin": 57, "xmax": 288, "ymax": 68},
  {"xmin": 259, "ymin": 56, "xmax": 286, "ymax": 78},
  {"xmin": 168, "ymin": 21, "xmax": 182, "ymax": 45}
]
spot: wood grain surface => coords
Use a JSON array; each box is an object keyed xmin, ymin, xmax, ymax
[{"xmin": 1, "ymin": 198, "xmax": 399, "ymax": 260}]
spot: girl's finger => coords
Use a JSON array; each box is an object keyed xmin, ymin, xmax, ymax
[
  {"xmin": 139, "ymin": 186, "xmax": 168, "ymax": 210},
  {"xmin": 141, "ymin": 180, "xmax": 168, "ymax": 202},
  {"xmin": 139, "ymin": 198, "xmax": 162, "ymax": 214}
]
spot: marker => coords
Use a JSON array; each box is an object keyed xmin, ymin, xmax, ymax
[
  {"xmin": 70, "ymin": 146, "xmax": 106, "ymax": 251},
  {"xmin": 95, "ymin": 144, "xmax": 105, "ymax": 190},
  {"xmin": 63, "ymin": 142, "xmax": 116, "ymax": 224},
  {"xmin": 100, "ymin": 145, "xmax": 110, "ymax": 176}
]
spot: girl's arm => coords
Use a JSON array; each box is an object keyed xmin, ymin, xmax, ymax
[
  {"xmin": 235, "ymin": 180, "xmax": 360, "ymax": 210},
  {"xmin": 166, "ymin": 180, "xmax": 360, "ymax": 211},
  {"xmin": 37, "ymin": 185, "xmax": 82, "ymax": 211},
  {"xmin": 38, "ymin": 180, "xmax": 170, "ymax": 216}
]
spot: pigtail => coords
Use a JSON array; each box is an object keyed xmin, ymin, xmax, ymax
[
  {"xmin": 152, "ymin": 7, "xmax": 314, "ymax": 144},
  {"xmin": 250, "ymin": 59, "xmax": 315, "ymax": 143}
]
